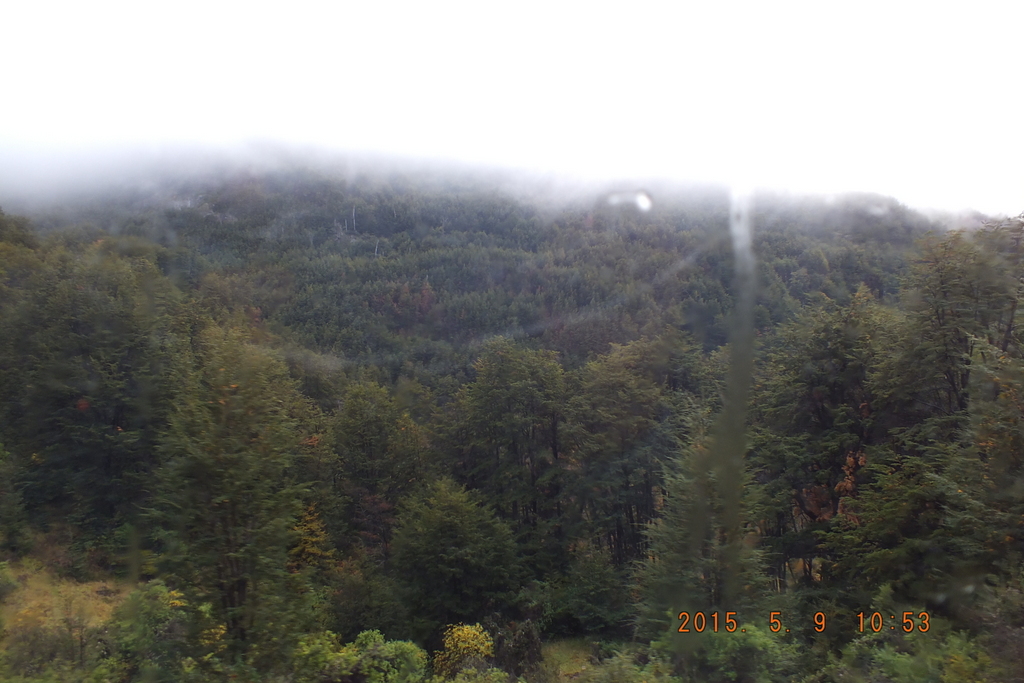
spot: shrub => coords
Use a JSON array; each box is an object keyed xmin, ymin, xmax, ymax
[
  {"xmin": 575, "ymin": 650, "xmax": 678, "ymax": 683},
  {"xmin": 105, "ymin": 580, "xmax": 192, "ymax": 681},
  {"xmin": 433, "ymin": 623, "xmax": 494, "ymax": 679},
  {"xmin": 293, "ymin": 629, "xmax": 427, "ymax": 683}
]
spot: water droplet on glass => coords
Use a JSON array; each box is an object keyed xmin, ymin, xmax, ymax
[{"xmin": 606, "ymin": 190, "xmax": 653, "ymax": 212}]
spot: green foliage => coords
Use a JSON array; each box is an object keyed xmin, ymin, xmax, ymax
[
  {"xmin": 335, "ymin": 381, "xmax": 429, "ymax": 501},
  {"xmin": 390, "ymin": 480, "xmax": 520, "ymax": 642},
  {"xmin": 103, "ymin": 579, "xmax": 191, "ymax": 681},
  {"xmin": 746, "ymin": 223, "xmax": 1024, "ymax": 656},
  {"xmin": 967, "ymin": 338, "xmax": 1024, "ymax": 576},
  {"xmin": 0, "ymin": 184, "xmax": 1014, "ymax": 682},
  {"xmin": 0, "ymin": 236, "xmax": 182, "ymax": 533},
  {"xmin": 806, "ymin": 611, "xmax": 992, "ymax": 683},
  {"xmin": 565, "ymin": 337, "xmax": 669, "ymax": 566},
  {"xmin": 335, "ymin": 380, "xmax": 430, "ymax": 557},
  {"xmin": 434, "ymin": 668, "xmax": 511, "ymax": 683},
  {"xmin": 450, "ymin": 337, "xmax": 565, "ymax": 569},
  {"xmin": 821, "ymin": 437, "xmax": 998, "ymax": 608},
  {"xmin": 327, "ymin": 547, "xmax": 409, "ymax": 642},
  {"xmin": 540, "ymin": 544, "xmax": 631, "ymax": 635},
  {"xmin": 749, "ymin": 287, "xmax": 894, "ymax": 590},
  {"xmin": 0, "ymin": 442, "xmax": 30, "ymax": 557},
  {"xmin": 0, "ymin": 208, "xmax": 39, "ymax": 249},
  {"xmin": 871, "ymin": 228, "xmax": 1019, "ymax": 430},
  {"xmin": 573, "ymin": 649, "xmax": 679, "ymax": 683},
  {"xmin": 147, "ymin": 326, "xmax": 314, "ymax": 667},
  {"xmin": 293, "ymin": 630, "xmax": 427, "ymax": 683},
  {"xmin": 636, "ymin": 402, "xmax": 767, "ymax": 642},
  {"xmin": 695, "ymin": 626, "xmax": 801, "ymax": 683}
]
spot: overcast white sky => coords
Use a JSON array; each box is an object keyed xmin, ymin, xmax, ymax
[{"xmin": 2, "ymin": 1, "xmax": 1022, "ymax": 215}]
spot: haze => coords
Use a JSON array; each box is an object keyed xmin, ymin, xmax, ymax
[{"xmin": 2, "ymin": 1, "xmax": 1021, "ymax": 215}]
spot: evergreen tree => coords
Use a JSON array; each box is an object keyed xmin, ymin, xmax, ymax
[
  {"xmin": 334, "ymin": 380, "xmax": 430, "ymax": 557},
  {"xmin": 636, "ymin": 403, "xmax": 765, "ymax": 639},
  {"xmin": 148, "ymin": 326, "xmax": 312, "ymax": 669},
  {"xmin": 750, "ymin": 286, "xmax": 893, "ymax": 589},
  {"xmin": 448, "ymin": 338, "xmax": 566, "ymax": 574},
  {"xmin": 0, "ymin": 236, "xmax": 180, "ymax": 532},
  {"xmin": 565, "ymin": 337, "xmax": 668, "ymax": 566},
  {"xmin": 390, "ymin": 479, "xmax": 520, "ymax": 644},
  {"xmin": 0, "ymin": 441, "xmax": 29, "ymax": 556}
]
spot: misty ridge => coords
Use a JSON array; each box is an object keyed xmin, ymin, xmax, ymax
[
  {"xmin": 0, "ymin": 144, "xmax": 990, "ymax": 240},
  {"xmin": 0, "ymin": 145, "xmax": 968, "ymax": 361}
]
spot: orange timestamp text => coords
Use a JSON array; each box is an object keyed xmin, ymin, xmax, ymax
[
  {"xmin": 676, "ymin": 610, "xmax": 932, "ymax": 634},
  {"xmin": 677, "ymin": 611, "xmax": 814, "ymax": 634}
]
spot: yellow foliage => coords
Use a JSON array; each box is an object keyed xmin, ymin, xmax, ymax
[
  {"xmin": 167, "ymin": 589, "xmax": 187, "ymax": 608},
  {"xmin": 199, "ymin": 623, "xmax": 228, "ymax": 653},
  {"xmin": 941, "ymin": 651, "xmax": 992, "ymax": 683},
  {"xmin": 433, "ymin": 623, "xmax": 493, "ymax": 678},
  {"xmin": 539, "ymin": 638, "xmax": 592, "ymax": 679},
  {"xmin": 289, "ymin": 503, "xmax": 335, "ymax": 572}
]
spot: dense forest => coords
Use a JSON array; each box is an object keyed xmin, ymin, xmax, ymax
[{"xmin": 1, "ymin": 165, "xmax": 1022, "ymax": 682}]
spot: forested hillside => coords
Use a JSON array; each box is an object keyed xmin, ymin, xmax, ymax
[{"xmin": 1, "ymin": 167, "xmax": 1022, "ymax": 682}]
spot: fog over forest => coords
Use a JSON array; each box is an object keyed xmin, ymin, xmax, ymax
[
  {"xmin": 0, "ymin": 147, "xmax": 1022, "ymax": 681},
  {"xmin": 2, "ymin": 2, "xmax": 1023, "ymax": 680}
]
